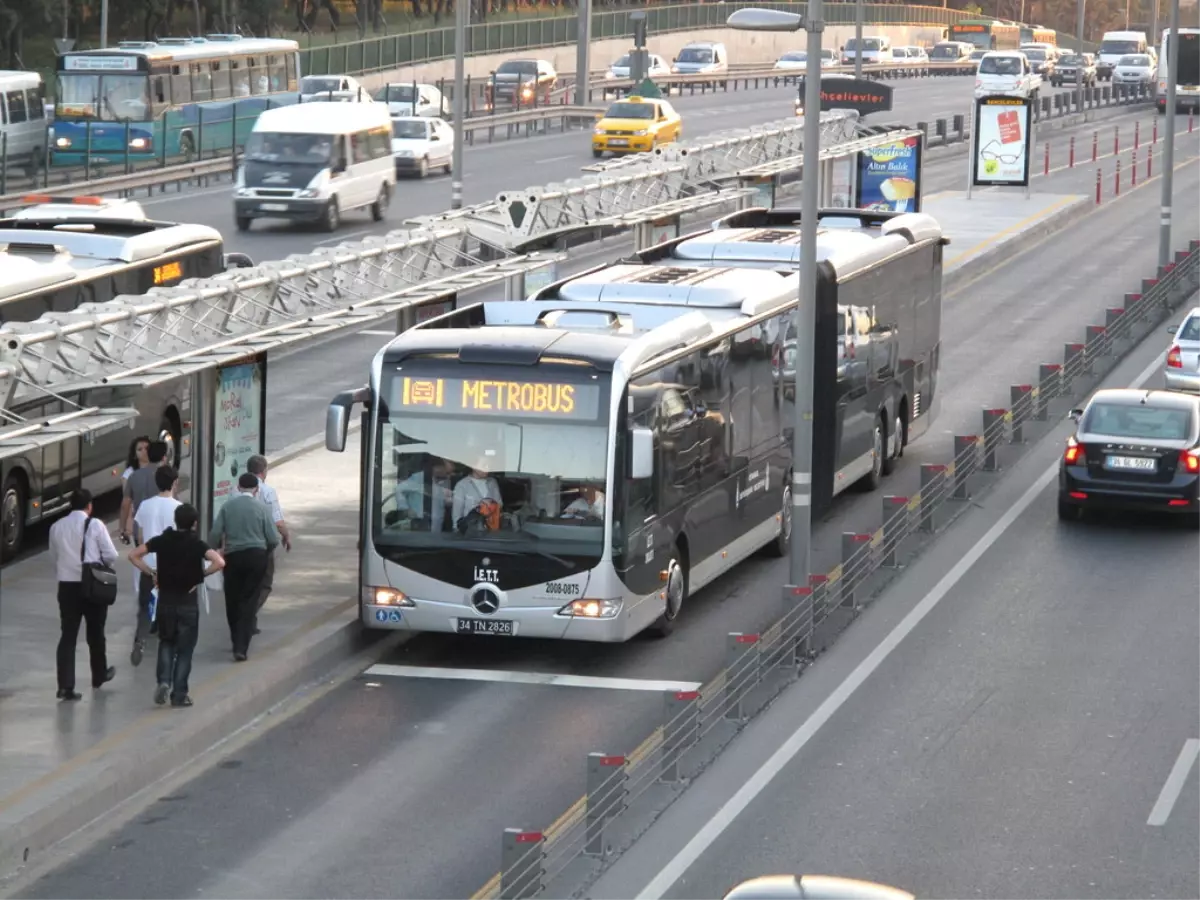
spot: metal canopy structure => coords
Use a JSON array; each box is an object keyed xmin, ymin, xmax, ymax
[
  {"xmin": 736, "ymin": 127, "xmax": 924, "ymax": 179},
  {"xmin": 0, "ymin": 226, "xmax": 555, "ymax": 407},
  {"xmin": 0, "ymin": 407, "xmax": 139, "ymax": 461},
  {"xmin": 409, "ymin": 111, "xmax": 861, "ymax": 246}
]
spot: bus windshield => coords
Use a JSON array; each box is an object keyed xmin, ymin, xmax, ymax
[
  {"xmin": 56, "ymin": 73, "xmax": 150, "ymax": 121},
  {"xmin": 373, "ymin": 370, "xmax": 610, "ymax": 566}
]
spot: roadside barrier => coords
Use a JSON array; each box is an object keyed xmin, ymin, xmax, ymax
[{"xmin": 471, "ymin": 242, "xmax": 1200, "ymax": 900}]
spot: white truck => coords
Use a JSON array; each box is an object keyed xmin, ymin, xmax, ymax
[{"xmin": 974, "ymin": 50, "xmax": 1043, "ymax": 100}]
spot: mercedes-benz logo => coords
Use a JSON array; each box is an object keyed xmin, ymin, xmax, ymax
[{"xmin": 472, "ymin": 588, "xmax": 500, "ymax": 615}]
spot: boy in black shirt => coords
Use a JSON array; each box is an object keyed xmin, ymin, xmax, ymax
[{"xmin": 130, "ymin": 504, "xmax": 225, "ymax": 708}]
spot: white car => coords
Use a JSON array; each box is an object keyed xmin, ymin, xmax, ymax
[
  {"xmin": 606, "ymin": 52, "xmax": 670, "ymax": 80},
  {"xmin": 974, "ymin": 50, "xmax": 1042, "ymax": 99},
  {"xmin": 1165, "ymin": 307, "xmax": 1200, "ymax": 392},
  {"xmin": 895, "ymin": 46, "xmax": 930, "ymax": 65},
  {"xmin": 774, "ymin": 49, "xmax": 838, "ymax": 70},
  {"xmin": 391, "ymin": 116, "xmax": 454, "ymax": 178},
  {"xmin": 374, "ymin": 83, "xmax": 449, "ymax": 118},
  {"xmin": 1112, "ymin": 53, "xmax": 1155, "ymax": 87},
  {"xmin": 300, "ymin": 74, "xmax": 368, "ymax": 102}
]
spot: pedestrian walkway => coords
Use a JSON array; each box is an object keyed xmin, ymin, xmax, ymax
[{"xmin": 0, "ymin": 188, "xmax": 1089, "ymax": 879}]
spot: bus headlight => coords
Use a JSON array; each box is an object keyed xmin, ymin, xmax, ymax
[
  {"xmin": 55, "ymin": 136, "xmax": 72, "ymax": 148},
  {"xmin": 365, "ymin": 586, "xmax": 414, "ymax": 607},
  {"xmin": 560, "ymin": 598, "xmax": 622, "ymax": 619}
]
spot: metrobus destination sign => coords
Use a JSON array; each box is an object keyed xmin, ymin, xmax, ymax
[{"xmin": 816, "ymin": 78, "xmax": 894, "ymax": 115}]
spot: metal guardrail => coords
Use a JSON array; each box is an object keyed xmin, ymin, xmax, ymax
[
  {"xmin": 469, "ymin": 238, "xmax": 1200, "ymax": 900},
  {"xmin": 297, "ymin": 2, "xmax": 976, "ymax": 77}
]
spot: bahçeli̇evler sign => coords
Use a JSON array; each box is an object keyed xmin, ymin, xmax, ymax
[
  {"xmin": 972, "ymin": 96, "xmax": 1032, "ymax": 187},
  {"xmin": 811, "ymin": 77, "xmax": 895, "ymax": 115}
]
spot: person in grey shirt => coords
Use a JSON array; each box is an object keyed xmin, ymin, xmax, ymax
[
  {"xmin": 246, "ymin": 454, "xmax": 291, "ymax": 636},
  {"xmin": 118, "ymin": 439, "xmax": 169, "ymax": 666},
  {"xmin": 209, "ymin": 473, "xmax": 280, "ymax": 661}
]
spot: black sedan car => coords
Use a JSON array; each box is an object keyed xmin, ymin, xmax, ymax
[{"xmin": 1058, "ymin": 388, "xmax": 1200, "ymax": 522}]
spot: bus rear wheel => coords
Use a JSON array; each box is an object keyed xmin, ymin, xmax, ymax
[{"xmin": 1, "ymin": 472, "xmax": 27, "ymax": 562}]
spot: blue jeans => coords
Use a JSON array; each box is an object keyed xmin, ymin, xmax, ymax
[{"xmin": 156, "ymin": 604, "xmax": 199, "ymax": 702}]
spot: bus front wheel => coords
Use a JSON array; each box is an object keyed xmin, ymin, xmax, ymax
[{"xmin": 648, "ymin": 548, "xmax": 688, "ymax": 638}]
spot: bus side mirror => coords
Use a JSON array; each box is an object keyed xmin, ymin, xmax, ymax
[
  {"xmin": 326, "ymin": 387, "xmax": 371, "ymax": 452},
  {"xmin": 630, "ymin": 427, "xmax": 654, "ymax": 479}
]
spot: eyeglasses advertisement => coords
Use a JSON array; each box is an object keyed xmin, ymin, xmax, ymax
[{"xmin": 972, "ymin": 96, "xmax": 1032, "ymax": 187}]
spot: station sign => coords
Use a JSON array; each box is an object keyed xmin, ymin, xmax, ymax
[
  {"xmin": 972, "ymin": 96, "xmax": 1033, "ymax": 188},
  {"xmin": 814, "ymin": 78, "xmax": 894, "ymax": 115}
]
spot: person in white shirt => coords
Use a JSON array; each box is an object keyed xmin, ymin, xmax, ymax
[
  {"xmin": 562, "ymin": 486, "xmax": 605, "ymax": 519},
  {"xmin": 451, "ymin": 459, "xmax": 502, "ymax": 531},
  {"xmin": 48, "ymin": 490, "xmax": 119, "ymax": 701},
  {"xmin": 396, "ymin": 457, "xmax": 455, "ymax": 532},
  {"xmin": 128, "ymin": 466, "xmax": 181, "ymax": 667},
  {"xmin": 246, "ymin": 455, "xmax": 291, "ymax": 636}
]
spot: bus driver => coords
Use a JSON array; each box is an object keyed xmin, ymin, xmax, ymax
[{"xmin": 394, "ymin": 457, "xmax": 454, "ymax": 532}]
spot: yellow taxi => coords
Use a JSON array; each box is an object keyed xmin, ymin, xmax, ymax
[{"xmin": 591, "ymin": 96, "xmax": 682, "ymax": 158}]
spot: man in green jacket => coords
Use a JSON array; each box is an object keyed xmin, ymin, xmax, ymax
[{"xmin": 210, "ymin": 473, "xmax": 280, "ymax": 661}]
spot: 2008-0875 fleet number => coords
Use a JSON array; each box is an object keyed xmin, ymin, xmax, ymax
[{"xmin": 545, "ymin": 582, "xmax": 581, "ymax": 595}]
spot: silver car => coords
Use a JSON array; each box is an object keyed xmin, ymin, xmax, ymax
[{"xmin": 1165, "ymin": 307, "xmax": 1200, "ymax": 392}]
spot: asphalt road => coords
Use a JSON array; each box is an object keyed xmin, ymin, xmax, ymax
[
  {"xmin": 588, "ymin": 315, "xmax": 1200, "ymax": 900},
  {"xmin": 15, "ymin": 125, "xmax": 1198, "ymax": 898}
]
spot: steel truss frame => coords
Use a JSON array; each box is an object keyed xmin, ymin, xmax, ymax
[{"xmin": 0, "ymin": 226, "xmax": 553, "ymax": 414}]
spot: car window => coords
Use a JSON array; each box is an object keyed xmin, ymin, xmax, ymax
[
  {"xmin": 1179, "ymin": 316, "xmax": 1200, "ymax": 342},
  {"xmin": 1083, "ymin": 403, "xmax": 1195, "ymax": 440}
]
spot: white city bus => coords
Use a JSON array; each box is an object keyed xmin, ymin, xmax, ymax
[
  {"xmin": 1156, "ymin": 26, "xmax": 1200, "ymax": 113},
  {"xmin": 326, "ymin": 211, "xmax": 945, "ymax": 642}
]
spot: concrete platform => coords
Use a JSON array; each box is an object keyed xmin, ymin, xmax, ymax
[
  {"xmin": 924, "ymin": 190, "xmax": 1091, "ymax": 291},
  {"xmin": 0, "ymin": 187, "xmax": 1088, "ymax": 882}
]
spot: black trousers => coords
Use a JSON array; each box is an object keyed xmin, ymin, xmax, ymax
[
  {"xmin": 254, "ymin": 549, "xmax": 276, "ymax": 619},
  {"xmin": 224, "ymin": 548, "xmax": 268, "ymax": 655},
  {"xmin": 56, "ymin": 581, "xmax": 109, "ymax": 691}
]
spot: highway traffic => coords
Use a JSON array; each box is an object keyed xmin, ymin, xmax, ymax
[
  {"xmin": 12, "ymin": 102, "xmax": 1197, "ymax": 899},
  {"xmin": 587, "ymin": 317, "xmax": 1200, "ymax": 900}
]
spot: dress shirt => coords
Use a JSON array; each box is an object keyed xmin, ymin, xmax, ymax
[
  {"xmin": 49, "ymin": 510, "xmax": 119, "ymax": 583},
  {"xmin": 256, "ymin": 477, "xmax": 285, "ymax": 524}
]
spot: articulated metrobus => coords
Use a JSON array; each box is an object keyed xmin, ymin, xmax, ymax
[
  {"xmin": 325, "ymin": 209, "xmax": 944, "ymax": 642},
  {"xmin": 52, "ymin": 35, "xmax": 301, "ymax": 166},
  {"xmin": 949, "ymin": 19, "xmax": 1022, "ymax": 51},
  {"xmin": 1019, "ymin": 26, "xmax": 1057, "ymax": 47},
  {"xmin": 0, "ymin": 198, "xmax": 251, "ymax": 560}
]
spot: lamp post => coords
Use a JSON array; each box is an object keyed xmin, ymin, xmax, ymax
[
  {"xmin": 451, "ymin": 0, "xmax": 467, "ymax": 209},
  {"xmin": 854, "ymin": 0, "xmax": 864, "ymax": 78},
  {"xmin": 727, "ymin": 6, "xmax": 822, "ymax": 593},
  {"xmin": 1075, "ymin": 0, "xmax": 1085, "ymax": 121},
  {"xmin": 1159, "ymin": 0, "xmax": 1179, "ymax": 268},
  {"xmin": 576, "ymin": 0, "xmax": 592, "ymax": 105}
]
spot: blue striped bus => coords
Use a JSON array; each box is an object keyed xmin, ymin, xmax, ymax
[{"xmin": 51, "ymin": 35, "xmax": 301, "ymax": 167}]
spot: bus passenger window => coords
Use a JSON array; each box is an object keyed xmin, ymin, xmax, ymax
[
  {"xmin": 153, "ymin": 76, "xmax": 167, "ymax": 105},
  {"xmin": 285, "ymin": 56, "xmax": 299, "ymax": 92},
  {"xmin": 191, "ymin": 64, "xmax": 211, "ymax": 102},
  {"xmin": 6, "ymin": 90, "xmax": 26, "ymax": 124},
  {"xmin": 231, "ymin": 60, "xmax": 250, "ymax": 97},
  {"xmin": 209, "ymin": 60, "xmax": 231, "ymax": 100}
]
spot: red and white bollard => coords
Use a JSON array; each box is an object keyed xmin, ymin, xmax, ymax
[
  {"xmin": 1092, "ymin": 130, "xmax": 1099, "ymax": 162},
  {"xmin": 1190, "ymin": 112, "xmax": 1195, "ymax": 134},
  {"xmin": 1069, "ymin": 136, "xmax": 1076, "ymax": 168},
  {"xmin": 1115, "ymin": 159, "xmax": 1121, "ymax": 197},
  {"xmin": 1153, "ymin": 117, "xmax": 1158, "ymax": 144},
  {"xmin": 1132, "ymin": 148, "xmax": 1139, "ymax": 186},
  {"xmin": 1147, "ymin": 145, "xmax": 1153, "ymax": 179},
  {"xmin": 1044, "ymin": 141, "xmax": 1051, "ymax": 176},
  {"xmin": 1114, "ymin": 124, "xmax": 1120, "ymax": 156},
  {"xmin": 1134, "ymin": 120, "xmax": 1140, "ymax": 149},
  {"xmin": 1095, "ymin": 167, "xmax": 1102, "ymax": 204}
]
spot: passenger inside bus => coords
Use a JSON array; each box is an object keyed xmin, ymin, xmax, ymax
[{"xmin": 560, "ymin": 485, "xmax": 605, "ymax": 520}]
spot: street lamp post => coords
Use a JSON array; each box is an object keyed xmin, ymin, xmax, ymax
[
  {"xmin": 854, "ymin": 0, "xmax": 864, "ymax": 78},
  {"xmin": 1075, "ymin": 0, "xmax": 1085, "ymax": 119},
  {"xmin": 727, "ymin": 6, "xmax": 823, "ymax": 593},
  {"xmin": 451, "ymin": 0, "xmax": 467, "ymax": 209},
  {"xmin": 1159, "ymin": 0, "xmax": 1180, "ymax": 268}
]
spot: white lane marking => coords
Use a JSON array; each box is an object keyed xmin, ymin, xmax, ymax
[
  {"xmin": 365, "ymin": 663, "xmax": 701, "ymax": 693},
  {"xmin": 1147, "ymin": 739, "xmax": 1200, "ymax": 826},
  {"xmin": 313, "ymin": 228, "xmax": 372, "ymax": 246},
  {"xmin": 537, "ymin": 154, "xmax": 575, "ymax": 163},
  {"xmin": 635, "ymin": 350, "xmax": 1167, "ymax": 900},
  {"xmin": 358, "ymin": 329, "xmax": 395, "ymax": 336}
]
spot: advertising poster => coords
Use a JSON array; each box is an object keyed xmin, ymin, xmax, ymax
[
  {"xmin": 972, "ymin": 97, "xmax": 1032, "ymax": 187},
  {"xmin": 648, "ymin": 217, "xmax": 679, "ymax": 246},
  {"xmin": 828, "ymin": 156, "xmax": 854, "ymax": 208},
  {"xmin": 855, "ymin": 136, "xmax": 921, "ymax": 212},
  {"xmin": 210, "ymin": 358, "xmax": 266, "ymax": 522},
  {"xmin": 523, "ymin": 261, "xmax": 559, "ymax": 299}
]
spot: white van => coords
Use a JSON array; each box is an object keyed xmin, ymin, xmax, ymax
[
  {"xmin": 841, "ymin": 36, "xmax": 893, "ymax": 66},
  {"xmin": 671, "ymin": 41, "xmax": 729, "ymax": 78},
  {"xmin": 1096, "ymin": 31, "xmax": 1149, "ymax": 80},
  {"xmin": 234, "ymin": 102, "xmax": 396, "ymax": 233},
  {"xmin": 0, "ymin": 71, "xmax": 48, "ymax": 174}
]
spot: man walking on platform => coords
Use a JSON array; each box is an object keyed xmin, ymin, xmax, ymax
[
  {"xmin": 209, "ymin": 473, "xmax": 279, "ymax": 661},
  {"xmin": 49, "ymin": 491, "xmax": 118, "ymax": 700},
  {"xmin": 246, "ymin": 454, "xmax": 291, "ymax": 636},
  {"xmin": 130, "ymin": 504, "xmax": 224, "ymax": 708}
]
